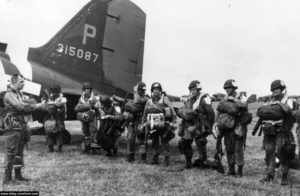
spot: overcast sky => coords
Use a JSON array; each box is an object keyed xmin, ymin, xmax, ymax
[{"xmin": 1, "ymin": 0, "xmax": 300, "ymax": 97}]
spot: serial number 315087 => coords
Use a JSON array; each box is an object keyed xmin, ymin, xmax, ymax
[{"xmin": 57, "ymin": 43, "xmax": 99, "ymax": 63}]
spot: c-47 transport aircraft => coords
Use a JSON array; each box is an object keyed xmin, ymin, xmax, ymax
[{"xmin": 27, "ymin": 0, "xmax": 146, "ymax": 119}]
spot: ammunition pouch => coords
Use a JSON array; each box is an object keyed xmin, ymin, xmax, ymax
[{"xmin": 4, "ymin": 113, "xmax": 24, "ymax": 131}]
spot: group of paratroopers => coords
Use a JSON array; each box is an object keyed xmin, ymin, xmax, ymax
[{"xmin": 1, "ymin": 73, "xmax": 300, "ymax": 187}]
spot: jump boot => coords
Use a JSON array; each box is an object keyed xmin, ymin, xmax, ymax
[
  {"xmin": 227, "ymin": 164, "xmax": 236, "ymax": 176},
  {"xmin": 237, "ymin": 165, "xmax": 243, "ymax": 177},
  {"xmin": 15, "ymin": 169, "xmax": 30, "ymax": 182}
]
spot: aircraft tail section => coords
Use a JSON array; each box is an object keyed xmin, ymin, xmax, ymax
[{"xmin": 28, "ymin": 0, "xmax": 145, "ymax": 97}]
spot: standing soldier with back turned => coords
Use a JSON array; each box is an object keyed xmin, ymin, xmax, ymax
[{"xmin": 2, "ymin": 73, "xmax": 43, "ymax": 186}]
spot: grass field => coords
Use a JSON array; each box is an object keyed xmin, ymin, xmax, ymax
[{"xmin": 0, "ymin": 102, "xmax": 300, "ymax": 195}]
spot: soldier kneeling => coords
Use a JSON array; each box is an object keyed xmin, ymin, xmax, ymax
[{"xmin": 98, "ymin": 96, "xmax": 124, "ymax": 156}]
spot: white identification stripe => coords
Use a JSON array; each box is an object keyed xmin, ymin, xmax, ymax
[
  {"xmin": 22, "ymin": 80, "xmax": 41, "ymax": 96},
  {"xmin": 0, "ymin": 59, "xmax": 41, "ymax": 96}
]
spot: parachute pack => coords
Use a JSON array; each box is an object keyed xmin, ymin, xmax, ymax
[
  {"xmin": 257, "ymin": 104, "xmax": 285, "ymax": 121},
  {"xmin": 177, "ymin": 106, "xmax": 197, "ymax": 122},
  {"xmin": 217, "ymin": 113, "xmax": 235, "ymax": 130},
  {"xmin": 216, "ymin": 100, "xmax": 240, "ymax": 116},
  {"xmin": 74, "ymin": 103, "xmax": 92, "ymax": 113},
  {"xmin": 124, "ymin": 100, "xmax": 144, "ymax": 114}
]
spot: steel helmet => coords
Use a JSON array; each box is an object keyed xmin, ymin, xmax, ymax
[
  {"xmin": 137, "ymin": 82, "xmax": 146, "ymax": 91},
  {"xmin": 223, "ymin": 79, "xmax": 238, "ymax": 89},
  {"xmin": 49, "ymin": 85, "xmax": 61, "ymax": 93},
  {"xmin": 271, "ymin": 80, "xmax": 286, "ymax": 91},
  {"xmin": 188, "ymin": 80, "xmax": 202, "ymax": 90},
  {"xmin": 151, "ymin": 82, "xmax": 162, "ymax": 92},
  {"xmin": 82, "ymin": 82, "xmax": 92, "ymax": 90}
]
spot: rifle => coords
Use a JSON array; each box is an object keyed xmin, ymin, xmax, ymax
[
  {"xmin": 252, "ymin": 118, "xmax": 263, "ymax": 136},
  {"xmin": 214, "ymin": 134, "xmax": 225, "ymax": 174}
]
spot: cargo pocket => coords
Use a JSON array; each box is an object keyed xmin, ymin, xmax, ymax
[{"xmin": 6, "ymin": 132, "xmax": 19, "ymax": 155}]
